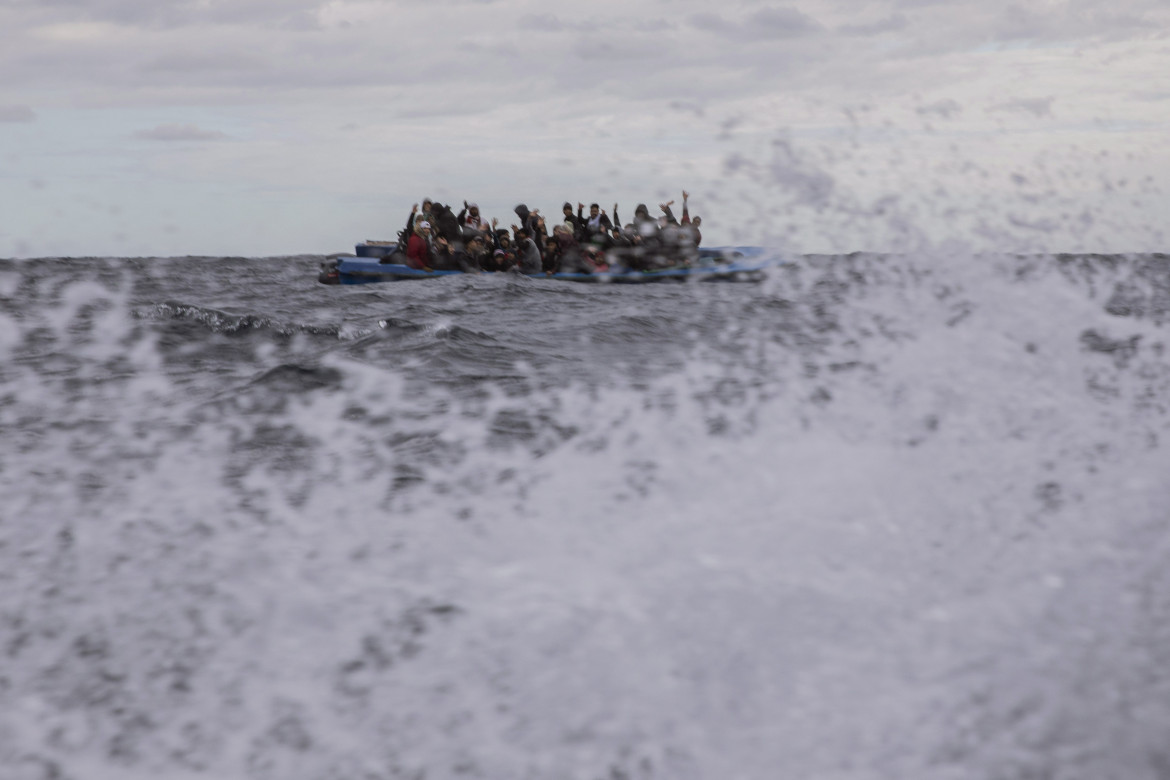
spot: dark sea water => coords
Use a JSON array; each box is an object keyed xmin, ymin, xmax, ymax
[{"xmin": 2, "ymin": 251, "xmax": 1170, "ymax": 779}]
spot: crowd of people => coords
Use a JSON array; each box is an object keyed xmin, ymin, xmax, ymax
[{"xmin": 394, "ymin": 191, "xmax": 704, "ymax": 274}]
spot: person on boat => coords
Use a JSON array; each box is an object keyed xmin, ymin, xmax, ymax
[
  {"xmin": 458, "ymin": 201, "xmax": 486, "ymax": 231},
  {"xmin": 513, "ymin": 204, "xmax": 544, "ymax": 241},
  {"xmin": 681, "ymin": 190, "xmax": 702, "ymax": 247},
  {"xmin": 481, "ymin": 248, "xmax": 506, "ymax": 273},
  {"xmin": 631, "ymin": 203, "xmax": 665, "ymax": 265},
  {"xmin": 514, "ymin": 228, "xmax": 542, "ymax": 275},
  {"xmin": 582, "ymin": 203, "xmax": 613, "ymax": 236},
  {"xmin": 430, "ymin": 235, "xmax": 458, "ymax": 270},
  {"xmin": 405, "ymin": 221, "xmax": 433, "ymax": 270},
  {"xmin": 551, "ymin": 223, "xmax": 588, "ymax": 273},
  {"xmin": 403, "ymin": 203, "xmax": 426, "ymax": 248},
  {"xmin": 451, "ymin": 234, "xmax": 486, "ymax": 273},
  {"xmin": 659, "ymin": 200, "xmax": 679, "ymax": 225},
  {"xmin": 562, "ymin": 202, "xmax": 584, "ymax": 239},
  {"xmin": 633, "ymin": 203, "xmax": 658, "ymax": 235},
  {"xmin": 431, "ymin": 202, "xmax": 462, "ymax": 244},
  {"xmin": 492, "ymin": 231, "xmax": 517, "ymax": 271},
  {"xmin": 542, "ymin": 234, "xmax": 561, "ymax": 274},
  {"xmin": 409, "ymin": 198, "xmax": 434, "ymax": 232}
]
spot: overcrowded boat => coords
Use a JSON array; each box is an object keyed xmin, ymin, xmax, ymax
[{"xmin": 318, "ymin": 193, "xmax": 780, "ymax": 284}]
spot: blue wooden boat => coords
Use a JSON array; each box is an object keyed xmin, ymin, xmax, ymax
[{"xmin": 319, "ymin": 244, "xmax": 778, "ymax": 285}]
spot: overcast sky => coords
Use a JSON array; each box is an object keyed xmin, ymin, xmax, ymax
[{"xmin": 1, "ymin": 0, "xmax": 1168, "ymax": 257}]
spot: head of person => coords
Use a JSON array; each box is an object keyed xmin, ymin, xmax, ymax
[
  {"xmin": 562, "ymin": 202, "xmax": 573, "ymax": 216},
  {"xmin": 498, "ymin": 234, "xmax": 511, "ymax": 247},
  {"xmin": 589, "ymin": 203, "xmax": 600, "ymax": 217},
  {"xmin": 634, "ymin": 203, "xmax": 649, "ymax": 219},
  {"xmin": 692, "ymin": 216, "xmax": 702, "ymax": 227},
  {"xmin": 422, "ymin": 199, "xmax": 433, "ymax": 213},
  {"xmin": 467, "ymin": 202, "xmax": 479, "ymax": 217},
  {"xmin": 417, "ymin": 221, "xmax": 431, "ymax": 235},
  {"xmin": 515, "ymin": 228, "xmax": 529, "ymax": 241},
  {"xmin": 468, "ymin": 235, "xmax": 484, "ymax": 250}
]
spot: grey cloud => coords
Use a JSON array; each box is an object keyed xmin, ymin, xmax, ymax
[
  {"xmin": 690, "ymin": 6, "xmax": 821, "ymax": 42},
  {"xmin": 135, "ymin": 123, "xmax": 227, "ymax": 141},
  {"xmin": 0, "ymin": 105, "xmax": 37, "ymax": 122},
  {"xmin": 142, "ymin": 51, "xmax": 269, "ymax": 73},
  {"xmin": 519, "ymin": 13, "xmax": 580, "ymax": 32},
  {"xmin": 669, "ymin": 100, "xmax": 705, "ymax": 118},
  {"xmin": 837, "ymin": 13, "xmax": 908, "ymax": 36},
  {"xmin": 749, "ymin": 7, "xmax": 822, "ymax": 36},
  {"xmin": 7, "ymin": 0, "xmax": 324, "ymax": 30},
  {"xmin": 917, "ymin": 98, "xmax": 962, "ymax": 118},
  {"xmin": 990, "ymin": 97, "xmax": 1054, "ymax": 117}
]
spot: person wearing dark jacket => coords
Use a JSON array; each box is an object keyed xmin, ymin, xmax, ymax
[
  {"xmin": 450, "ymin": 234, "xmax": 486, "ymax": 273},
  {"xmin": 583, "ymin": 203, "xmax": 613, "ymax": 239},
  {"xmin": 561, "ymin": 202, "xmax": 584, "ymax": 238},
  {"xmin": 431, "ymin": 202, "xmax": 462, "ymax": 244},
  {"xmin": 514, "ymin": 228, "xmax": 542, "ymax": 275},
  {"xmin": 513, "ymin": 204, "xmax": 543, "ymax": 239}
]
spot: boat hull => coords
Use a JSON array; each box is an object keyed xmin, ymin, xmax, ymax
[{"xmin": 323, "ymin": 247, "xmax": 778, "ymax": 285}]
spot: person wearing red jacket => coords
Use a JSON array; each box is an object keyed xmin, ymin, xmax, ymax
[{"xmin": 405, "ymin": 222, "xmax": 433, "ymax": 270}]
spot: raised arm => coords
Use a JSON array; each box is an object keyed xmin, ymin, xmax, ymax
[{"xmin": 405, "ymin": 203, "xmax": 418, "ymax": 236}]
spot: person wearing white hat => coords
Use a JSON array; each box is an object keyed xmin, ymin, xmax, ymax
[{"xmin": 405, "ymin": 218, "xmax": 433, "ymax": 270}]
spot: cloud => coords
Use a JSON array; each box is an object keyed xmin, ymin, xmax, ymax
[
  {"xmin": 690, "ymin": 7, "xmax": 822, "ymax": 42},
  {"xmin": 837, "ymin": 13, "xmax": 908, "ymax": 36},
  {"xmin": 134, "ymin": 123, "xmax": 228, "ymax": 141},
  {"xmin": 989, "ymin": 97, "xmax": 1055, "ymax": 117},
  {"xmin": 917, "ymin": 98, "xmax": 962, "ymax": 118},
  {"xmin": 519, "ymin": 13, "xmax": 582, "ymax": 32},
  {"xmin": 0, "ymin": 105, "xmax": 37, "ymax": 122},
  {"xmin": 143, "ymin": 50, "xmax": 269, "ymax": 73}
]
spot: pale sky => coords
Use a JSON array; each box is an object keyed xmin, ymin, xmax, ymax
[{"xmin": 2, "ymin": 0, "xmax": 1168, "ymax": 257}]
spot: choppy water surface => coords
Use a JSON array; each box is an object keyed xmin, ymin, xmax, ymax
[{"xmin": 2, "ymin": 252, "xmax": 1169, "ymax": 779}]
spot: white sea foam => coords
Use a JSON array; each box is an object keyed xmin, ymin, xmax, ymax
[{"xmin": 1, "ymin": 251, "xmax": 1168, "ymax": 779}]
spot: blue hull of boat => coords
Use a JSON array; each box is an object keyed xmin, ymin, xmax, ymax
[{"xmin": 326, "ymin": 247, "xmax": 778, "ymax": 285}]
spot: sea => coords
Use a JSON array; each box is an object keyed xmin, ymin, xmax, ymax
[{"xmin": 1, "ymin": 250, "xmax": 1168, "ymax": 780}]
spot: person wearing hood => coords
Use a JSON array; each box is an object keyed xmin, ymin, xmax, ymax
[
  {"xmin": 551, "ymin": 223, "xmax": 591, "ymax": 274},
  {"xmin": 512, "ymin": 204, "xmax": 545, "ymax": 243},
  {"xmin": 430, "ymin": 201, "xmax": 462, "ymax": 244},
  {"xmin": 458, "ymin": 201, "xmax": 486, "ymax": 231},
  {"xmin": 405, "ymin": 220, "xmax": 433, "ymax": 270}
]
